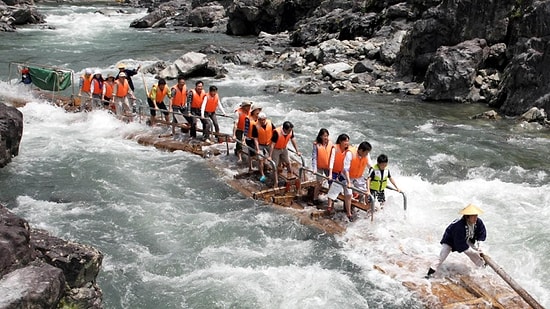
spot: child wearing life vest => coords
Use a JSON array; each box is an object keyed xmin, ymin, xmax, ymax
[{"xmin": 367, "ymin": 154, "xmax": 401, "ymax": 206}]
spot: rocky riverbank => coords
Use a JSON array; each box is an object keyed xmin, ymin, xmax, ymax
[
  {"xmin": 0, "ymin": 204, "xmax": 103, "ymax": 309},
  {"xmin": 2, "ymin": 0, "xmax": 550, "ymax": 126},
  {"xmin": 1, "ymin": 103, "xmax": 104, "ymax": 308},
  {"xmin": 128, "ymin": 0, "xmax": 550, "ymax": 125}
]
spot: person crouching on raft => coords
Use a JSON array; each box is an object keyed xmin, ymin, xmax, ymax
[{"xmin": 426, "ymin": 204, "xmax": 486, "ymax": 279}]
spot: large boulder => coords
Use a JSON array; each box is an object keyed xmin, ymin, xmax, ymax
[
  {"xmin": 396, "ymin": 0, "xmax": 516, "ymax": 79},
  {"xmin": 424, "ymin": 38, "xmax": 489, "ymax": 101},
  {"xmin": 0, "ymin": 204, "xmax": 34, "ymax": 277},
  {"xmin": 0, "ymin": 263, "xmax": 65, "ymax": 309},
  {"xmin": 0, "ymin": 204, "xmax": 104, "ymax": 308},
  {"xmin": 0, "ymin": 103, "xmax": 23, "ymax": 168},
  {"xmin": 158, "ymin": 52, "xmax": 221, "ymax": 79}
]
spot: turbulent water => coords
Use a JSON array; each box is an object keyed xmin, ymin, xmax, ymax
[{"xmin": 1, "ymin": 4, "xmax": 549, "ymax": 308}]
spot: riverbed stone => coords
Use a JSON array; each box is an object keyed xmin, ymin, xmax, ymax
[{"xmin": 0, "ymin": 103, "xmax": 23, "ymax": 168}]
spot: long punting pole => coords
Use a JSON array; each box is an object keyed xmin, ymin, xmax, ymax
[{"xmin": 481, "ymin": 254, "xmax": 544, "ymax": 309}]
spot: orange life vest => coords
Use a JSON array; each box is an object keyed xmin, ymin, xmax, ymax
[
  {"xmin": 314, "ymin": 141, "xmax": 333, "ymax": 170},
  {"xmin": 236, "ymin": 107, "xmax": 249, "ymax": 131},
  {"xmin": 246, "ymin": 117, "xmax": 258, "ymax": 138},
  {"xmin": 115, "ymin": 79, "xmax": 129, "ymax": 97},
  {"xmin": 204, "ymin": 93, "xmax": 220, "ymax": 113},
  {"xmin": 104, "ymin": 82, "xmax": 114, "ymax": 98},
  {"xmin": 256, "ymin": 120, "xmax": 273, "ymax": 145},
  {"xmin": 81, "ymin": 74, "xmax": 93, "ymax": 93},
  {"xmin": 171, "ymin": 85, "xmax": 187, "ymax": 107},
  {"xmin": 273, "ymin": 127, "xmax": 292, "ymax": 149},
  {"xmin": 191, "ymin": 89, "xmax": 206, "ymax": 109},
  {"xmin": 91, "ymin": 79, "xmax": 103, "ymax": 95},
  {"xmin": 349, "ymin": 147, "xmax": 369, "ymax": 178},
  {"xmin": 332, "ymin": 144, "xmax": 349, "ymax": 174},
  {"xmin": 149, "ymin": 84, "xmax": 169, "ymax": 103}
]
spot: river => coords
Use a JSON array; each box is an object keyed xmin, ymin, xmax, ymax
[{"xmin": 0, "ymin": 3, "xmax": 549, "ymax": 308}]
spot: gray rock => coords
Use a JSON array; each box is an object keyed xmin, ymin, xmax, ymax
[
  {"xmin": 158, "ymin": 52, "xmax": 209, "ymax": 79},
  {"xmin": 0, "ymin": 103, "xmax": 23, "ymax": 168},
  {"xmin": 0, "ymin": 263, "xmax": 65, "ymax": 309},
  {"xmin": 296, "ymin": 82, "xmax": 322, "ymax": 94},
  {"xmin": 424, "ymin": 38, "xmax": 488, "ymax": 101},
  {"xmin": 322, "ymin": 62, "xmax": 352, "ymax": 80}
]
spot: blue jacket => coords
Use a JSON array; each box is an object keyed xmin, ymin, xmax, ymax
[{"xmin": 440, "ymin": 217, "xmax": 486, "ymax": 253}]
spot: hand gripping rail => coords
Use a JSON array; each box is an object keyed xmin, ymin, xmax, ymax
[
  {"xmin": 298, "ymin": 165, "xmax": 376, "ymax": 221},
  {"xmin": 232, "ymin": 138, "xmax": 278, "ymax": 188}
]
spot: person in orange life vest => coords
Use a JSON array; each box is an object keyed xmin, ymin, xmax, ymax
[
  {"xmin": 116, "ymin": 63, "xmax": 140, "ymax": 91},
  {"xmin": 90, "ymin": 70, "xmax": 104, "ymax": 109},
  {"xmin": 325, "ymin": 133, "xmax": 354, "ymax": 221},
  {"xmin": 169, "ymin": 76, "xmax": 189, "ymax": 132},
  {"xmin": 186, "ymin": 80, "xmax": 209, "ymax": 141},
  {"xmin": 366, "ymin": 154, "xmax": 401, "ymax": 206},
  {"xmin": 147, "ymin": 78, "xmax": 171, "ymax": 125},
  {"xmin": 348, "ymin": 141, "xmax": 372, "ymax": 208},
  {"xmin": 312, "ymin": 128, "xmax": 333, "ymax": 203},
  {"xmin": 232, "ymin": 101, "xmax": 252, "ymax": 161},
  {"xmin": 79, "ymin": 68, "xmax": 93, "ymax": 112},
  {"xmin": 111, "ymin": 72, "xmax": 136, "ymax": 117},
  {"xmin": 253, "ymin": 112, "xmax": 275, "ymax": 182},
  {"xmin": 102, "ymin": 74, "xmax": 115, "ymax": 111},
  {"xmin": 243, "ymin": 104, "xmax": 262, "ymax": 173},
  {"xmin": 200, "ymin": 85, "xmax": 226, "ymax": 141},
  {"xmin": 268, "ymin": 121, "xmax": 301, "ymax": 185}
]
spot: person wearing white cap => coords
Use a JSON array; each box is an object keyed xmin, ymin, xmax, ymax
[
  {"xmin": 426, "ymin": 204, "xmax": 487, "ymax": 279},
  {"xmin": 252, "ymin": 111, "xmax": 274, "ymax": 183},
  {"xmin": 90, "ymin": 70, "xmax": 104, "ymax": 109},
  {"xmin": 78, "ymin": 68, "xmax": 93, "ymax": 111},
  {"xmin": 111, "ymin": 72, "xmax": 136, "ymax": 118}
]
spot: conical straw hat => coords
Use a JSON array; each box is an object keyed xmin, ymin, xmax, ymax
[{"xmin": 459, "ymin": 204, "xmax": 484, "ymax": 215}]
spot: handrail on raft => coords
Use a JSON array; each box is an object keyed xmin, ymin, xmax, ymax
[{"xmin": 299, "ymin": 165, "xmax": 376, "ymax": 221}]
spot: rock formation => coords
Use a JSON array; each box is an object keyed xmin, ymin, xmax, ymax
[
  {"xmin": 0, "ymin": 103, "xmax": 23, "ymax": 168},
  {"xmin": 0, "ymin": 204, "xmax": 103, "ymax": 308}
]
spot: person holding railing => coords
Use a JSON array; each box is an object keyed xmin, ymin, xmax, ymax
[
  {"xmin": 325, "ymin": 134, "xmax": 353, "ymax": 221},
  {"xmin": 169, "ymin": 76, "xmax": 189, "ymax": 135},
  {"xmin": 252, "ymin": 112, "xmax": 275, "ymax": 183},
  {"xmin": 232, "ymin": 101, "xmax": 252, "ymax": 162},
  {"xmin": 187, "ymin": 81, "xmax": 209, "ymax": 141},
  {"xmin": 102, "ymin": 74, "xmax": 115, "ymax": 111},
  {"xmin": 111, "ymin": 72, "xmax": 136, "ymax": 118},
  {"xmin": 268, "ymin": 121, "xmax": 301, "ymax": 185},
  {"xmin": 90, "ymin": 70, "xmax": 104, "ymax": 109},
  {"xmin": 311, "ymin": 128, "xmax": 333, "ymax": 204},
  {"xmin": 367, "ymin": 154, "xmax": 401, "ymax": 208},
  {"xmin": 78, "ymin": 68, "xmax": 93, "ymax": 112},
  {"xmin": 147, "ymin": 78, "xmax": 170, "ymax": 126},
  {"xmin": 200, "ymin": 85, "xmax": 226, "ymax": 142},
  {"xmin": 349, "ymin": 141, "xmax": 373, "ymax": 201},
  {"xmin": 243, "ymin": 104, "xmax": 262, "ymax": 173}
]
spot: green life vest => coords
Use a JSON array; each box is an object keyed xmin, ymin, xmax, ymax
[{"xmin": 370, "ymin": 164, "xmax": 389, "ymax": 191}]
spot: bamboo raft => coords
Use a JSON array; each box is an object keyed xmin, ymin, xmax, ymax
[
  {"xmin": 9, "ymin": 80, "xmax": 543, "ymax": 309},
  {"xmin": 128, "ymin": 125, "xmax": 541, "ymax": 309}
]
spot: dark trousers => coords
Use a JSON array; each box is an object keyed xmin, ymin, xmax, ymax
[{"xmin": 191, "ymin": 108, "xmax": 210, "ymax": 138}]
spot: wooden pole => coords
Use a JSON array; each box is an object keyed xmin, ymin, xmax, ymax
[{"xmin": 482, "ymin": 253, "xmax": 544, "ymax": 309}]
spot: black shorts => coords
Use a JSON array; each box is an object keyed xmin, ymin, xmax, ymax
[
  {"xmin": 246, "ymin": 138, "xmax": 256, "ymax": 156},
  {"xmin": 147, "ymin": 98, "xmax": 168, "ymax": 116}
]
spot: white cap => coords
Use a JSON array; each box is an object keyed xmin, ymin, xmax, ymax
[
  {"xmin": 85, "ymin": 68, "xmax": 92, "ymax": 75},
  {"xmin": 94, "ymin": 69, "xmax": 101, "ymax": 75},
  {"xmin": 119, "ymin": 72, "xmax": 127, "ymax": 77},
  {"xmin": 258, "ymin": 112, "xmax": 267, "ymax": 119}
]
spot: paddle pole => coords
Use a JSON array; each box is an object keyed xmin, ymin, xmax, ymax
[{"xmin": 481, "ymin": 253, "xmax": 544, "ymax": 309}]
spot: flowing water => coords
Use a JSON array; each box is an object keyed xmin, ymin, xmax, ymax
[{"xmin": 0, "ymin": 4, "xmax": 549, "ymax": 308}]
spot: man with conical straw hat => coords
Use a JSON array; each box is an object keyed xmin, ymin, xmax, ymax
[{"xmin": 426, "ymin": 204, "xmax": 486, "ymax": 279}]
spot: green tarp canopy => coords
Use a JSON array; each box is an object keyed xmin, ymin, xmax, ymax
[{"xmin": 28, "ymin": 66, "xmax": 72, "ymax": 91}]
